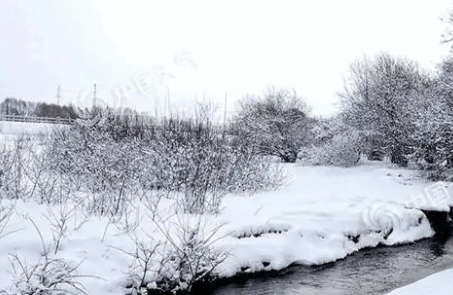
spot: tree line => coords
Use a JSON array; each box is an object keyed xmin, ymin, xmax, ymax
[{"xmin": 0, "ymin": 98, "xmax": 79, "ymax": 119}]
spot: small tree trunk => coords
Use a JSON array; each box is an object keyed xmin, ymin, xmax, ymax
[
  {"xmin": 281, "ymin": 150, "xmax": 298, "ymax": 163},
  {"xmin": 391, "ymin": 146, "xmax": 408, "ymax": 167}
]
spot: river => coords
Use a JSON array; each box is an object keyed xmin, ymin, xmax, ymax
[{"xmin": 209, "ymin": 236, "xmax": 453, "ymax": 295}]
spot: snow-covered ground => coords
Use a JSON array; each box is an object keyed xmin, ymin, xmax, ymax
[
  {"xmin": 386, "ymin": 268, "xmax": 453, "ymax": 295},
  {"xmin": 1, "ymin": 123, "xmax": 453, "ymax": 294},
  {"xmin": 1, "ymin": 163, "xmax": 452, "ymax": 294},
  {"xmin": 0, "ymin": 120, "xmax": 64, "ymax": 135},
  {"xmin": 0, "ymin": 120, "xmax": 67, "ymax": 148}
]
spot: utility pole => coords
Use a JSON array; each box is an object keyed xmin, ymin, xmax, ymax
[
  {"xmin": 93, "ymin": 83, "xmax": 97, "ymax": 108},
  {"xmin": 224, "ymin": 92, "xmax": 227, "ymax": 127},
  {"xmin": 223, "ymin": 92, "xmax": 228, "ymax": 139},
  {"xmin": 56, "ymin": 84, "xmax": 61, "ymax": 106},
  {"xmin": 166, "ymin": 84, "xmax": 171, "ymax": 116}
]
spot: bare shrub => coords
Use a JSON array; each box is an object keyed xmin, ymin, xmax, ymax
[
  {"xmin": 44, "ymin": 203, "xmax": 86, "ymax": 254},
  {"xmin": 139, "ymin": 190, "xmax": 171, "ymax": 221},
  {"xmin": 0, "ymin": 200, "xmax": 15, "ymax": 240},
  {"xmin": 4, "ymin": 219, "xmax": 92, "ymax": 295},
  {"xmin": 118, "ymin": 236, "xmax": 162, "ymax": 294}
]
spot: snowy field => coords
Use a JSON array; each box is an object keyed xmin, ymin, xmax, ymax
[
  {"xmin": 1, "ymin": 122, "xmax": 453, "ymax": 294},
  {"xmin": 0, "ymin": 120, "xmax": 65, "ymax": 135},
  {"xmin": 0, "ymin": 120, "xmax": 68, "ymax": 148}
]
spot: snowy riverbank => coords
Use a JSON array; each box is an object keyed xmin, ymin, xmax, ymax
[{"xmin": 1, "ymin": 159, "xmax": 452, "ymax": 294}]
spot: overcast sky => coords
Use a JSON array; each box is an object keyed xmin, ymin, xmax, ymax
[{"xmin": 1, "ymin": 0, "xmax": 452, "ymax": 117}]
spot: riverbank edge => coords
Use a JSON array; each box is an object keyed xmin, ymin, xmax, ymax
[{"xmin": 140, "ymin": 207, "xmax": 453, "ymax": 295}]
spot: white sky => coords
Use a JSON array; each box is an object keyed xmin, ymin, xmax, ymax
[{"xmin": 0, "ymin": 0, "xmax": 452, "ymax": 117}]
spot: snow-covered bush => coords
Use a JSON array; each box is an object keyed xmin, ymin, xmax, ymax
[
  {"xmin": 122, "ymin": 216, "xmax": 227, "ymax": 295},
  {"xmin": 142, "ymin": 114, "xmax": 285, "ymax": 214},
  {"xmin": 0, "ymin": 135, "xmax": 34, "ymax": 200},
  {"xmin": 0, "ymin": 134, "xmax": 67, "ymax": 204},
  {"xmin": 46, "ymin": 125, "xmax": 143, "ymax": 216},
  {"xmin": 327, "ymin": 131, "xmax": 363, "ymax": 167},
  {"xmin": 154, "ymin": 217, "xmax": 228, "ymax": 294},
  {"xmin": 45, "ymin": 106, "xmax": 285, "ymax": 216},
  {"xmin": 2, "ymin": 217, "xmax": 90, "ymax": 295},
  {"xmin": 299, "ymin": 118, "xmax": 363, "ymax": 167},
  {"xmin": 235, "ymin": 87, "xmax": 311, "ymax": 163},
  {"xmin": 0, "ymin": 146, "xmax": 13, "ymax": 197},
  {"xmin": 6, "ymin": 254, "xmax": 88, "ymax": 295},
  {"xmin": 75, "ymin": 106, "xmax": 151, "ymax": 141}
]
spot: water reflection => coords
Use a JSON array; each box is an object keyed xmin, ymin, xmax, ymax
[{"xmin": 210, "ymin": 237, "xmax": 453, "ymax": 295}]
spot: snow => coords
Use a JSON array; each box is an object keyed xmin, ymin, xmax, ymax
[
  {"xmin": 214, "ymin": 164, "xmax": 437, "ymax": 277},
  {"xmin": 0, "ymin": 121, "xmax": 68, "ymax": 149},
  {"xmin": 385, "ymin": 268, "xmax": 453, "ymax": 295},
  {"xmin": 0, "ymin": 163, "xmax": 449, "ymax": 293},
  {"xmin": 0, "ymin": 120, "xmax": 66, "ymax": 135},
  {"xmin": 1, "ymin": 123, "xmax": 453, "ymax": 294}
]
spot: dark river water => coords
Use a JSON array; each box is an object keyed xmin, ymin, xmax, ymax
[{"xmin": 208, "ymin": 236, "xmax": 453, "ymax": 295}]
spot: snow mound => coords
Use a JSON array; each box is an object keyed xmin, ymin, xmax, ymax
[
  {"xmin": 215, "ymin": 203, "xmax": 433, "ymax": 278},
  {"xmin": 386, "ymin": 268, "xmax": 453, "ymax": 295}
]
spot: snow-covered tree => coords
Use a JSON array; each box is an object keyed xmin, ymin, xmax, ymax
[
  {"xmin": 408, "ymin": 57, "xmax": 453, "ymax": 179},
  {"xmin": 340, "ymin": 52, "xmax": 432, "ymax": 166},
  {"xmin": 441, "ymin": 4, "xmax": 453, "ymax": 50},
  {"xmin": 235, "ymin": 88, "xmax": 311, "ymax": 163}
]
